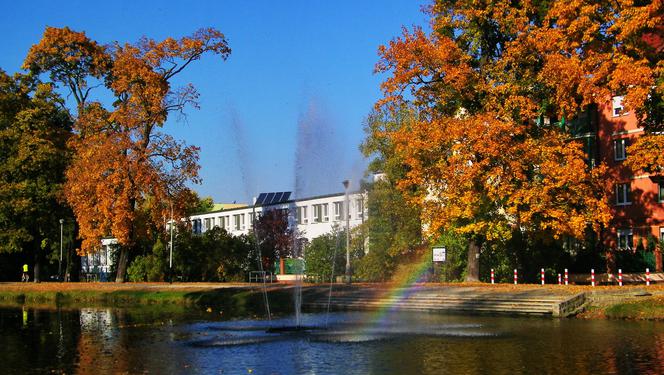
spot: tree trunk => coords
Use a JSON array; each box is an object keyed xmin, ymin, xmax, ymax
[
  {"xmin": 465, "ymin": 238, "xmax": 480, "ymax": 282},
  {"xmin": 115, "ymin": 246, "xmax": 129, "ymax": 282}
]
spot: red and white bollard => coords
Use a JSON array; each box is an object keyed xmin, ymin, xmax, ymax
[
  {"xmin": 591, "ymin": 268, "xmax": 595, "ymax": 287},
  {"xmin": 618, "ymin": 269, "xmax": 623, "ymax": 287},
  {"xmin": 558, "ymin": 273, "xmax": 562, "ymax": 285},
  {"xmin": 514, "ymin": 269, "xmax": 518, "ymax": 285},
  {"xmin": 646, "ymin": 268, "xmax": 650, "ymax": 286},
  {"xmin": 491, "ymin": 269, "xmax": 495, "ymax": 285},
  {"xmin": 564, "ymin": 268, "xmax": 569, "ymax": 286},
  {"xmin": 541, "ymin": 268, "xmax": 545, "ymax": 285}
]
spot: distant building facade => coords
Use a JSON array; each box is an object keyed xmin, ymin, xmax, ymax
[
  {"xmin": 188, "ymin": 191, "xmax": 367, "ymax": 243},
  {"xmin": 597, "ymin": 95, "xmax": 664, "ymax": 270}
]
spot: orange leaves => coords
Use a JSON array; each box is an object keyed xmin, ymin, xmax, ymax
[
  {"xmin": 376, "ymin": 27, "xmax": 475, "ymax": 112},
  {"xmin": 626, "ymin": 134, "xmax": 664, "ymax": 174},
  {"xmin": 25, "ymin": 27, "xmax": 229, "ymax": 255}
]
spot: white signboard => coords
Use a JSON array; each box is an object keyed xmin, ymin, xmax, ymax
[{"xmin": 432, "ymin": 247, "xmax": 446, "ymax": 262}]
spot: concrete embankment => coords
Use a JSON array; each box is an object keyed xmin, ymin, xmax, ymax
[
  {"xmin": 1, "ymin": 282, "xmax": 662, "ymax": 320},
  {"xmin": 304, "ymin": 283, "xmax": 664, "ymax": 319}
]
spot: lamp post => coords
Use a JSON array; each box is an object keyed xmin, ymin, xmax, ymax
[
  {"xmin": 58, "ymin": 219, "xmax": 63, "ymax": 280},
  {"xmin": 343, "ymin": 180, "xmax": 351, "ymax": 284},
  {"xmin": 169, "ymin": 202, "xmax": 174, "ymax": 284}
]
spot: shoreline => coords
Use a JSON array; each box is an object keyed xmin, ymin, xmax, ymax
[{"xmin": 0, "ymin": 282, "xmax": 662, "ymax": 321}]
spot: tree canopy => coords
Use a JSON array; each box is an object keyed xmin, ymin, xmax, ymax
[
  {"xmin": 369, "ymin": 0, "xmax": 664, "ymax": 279},
  {"xmin": 0, "ymin": 70, "xmax": 72, "ymax": 279},
  {"xmin": 23, "ymin": 26, "xmax": 231, "ymax": 281}
]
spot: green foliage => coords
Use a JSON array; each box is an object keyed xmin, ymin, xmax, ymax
[
  {"xmin": 354, "ymin": 248, "xmax": 395, "ymax": 282},
  {"xmin": 430, "ymin": 230, "xmax": 468, "ymax": 282},
  {"xmin": 0, "ymin": 71, "xmax": 72, "ymax": 256},
  {"xmin": 358, "ymin": 109, "xmax": 424, "ymax": 282},
  {"xmin": 304, "ymin": 232, "xmax": 346, "ymax": 282},
  {"xmin": 127, "ymin": 239, "xmax": 167, "ymax": 282},
  {"xmin": 172, "ymin": 227, "xmax": 254, "ymax": 282}
]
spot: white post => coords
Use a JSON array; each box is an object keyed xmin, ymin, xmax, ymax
[
  {"xmin": 618, "ymin": 269, "xmax": 623, "ymax": 287},
  {"xmin": 591, "ymin": 268, "xmax": 595, "ymax": 287},
  {"xmin": 490, "ymin": 269, "xmax": 495, "ymax": 284},
  {"xmin": 514, "ymin": 269, "xmax": 518, "ymax": 285},
  {"xmin": 541, "ymin": 268, "xmax": 545, "ymax": 285},
  {"xmin": 646, "ymin": 268, "xmax": 650, "ymax": 286},
  {"xmin": 558, "ymin": 273, "xmax": 561, "ymax": 285},
  {"xmin": 564, "ymin": 268, "xmax": 569, "ymax": 286}
]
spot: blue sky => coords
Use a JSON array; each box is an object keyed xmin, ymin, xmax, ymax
[{"xmin": 1, "ymin": 0, "xmax": 429, "ymax": 204}]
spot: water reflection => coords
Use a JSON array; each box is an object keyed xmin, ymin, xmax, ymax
[{"xmin": 0, "ymin": 307, "xmax": 662, "ymax": 374}]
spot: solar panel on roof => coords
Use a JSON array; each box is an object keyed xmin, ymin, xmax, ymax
[
  {"xmin": 255, "ymin": 193, "xmax": 268, "ymax": 205},
  {"xmin": 254, "ymin": 191, "xmax": 293, "ymax": 206},
  {"xmin": 270, "ymin": 192, "xmax": 282, "ymax": 204}
]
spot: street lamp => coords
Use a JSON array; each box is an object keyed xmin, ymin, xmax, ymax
[
  {"xmin": 343, "ymin": 180, "xmax": 351, "ymax": 284},
  {"xmin": 58, "ymin": 219, "xmax": 63, "ymax": 281},
  {"xmin": 169, "ymin": 202, "xmax": 174, "ymax": 284}
]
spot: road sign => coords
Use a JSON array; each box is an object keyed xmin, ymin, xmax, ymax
[{"xmin": 433, "ymin": 247, "xmax": 446, "ymax": 262}]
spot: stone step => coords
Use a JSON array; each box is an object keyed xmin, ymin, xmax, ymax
[
  {"xmin": 330, "ymin": 292, "xmax": 567, "ymax": 302},
  {"xmin": 324, "ymin": 296, "xmax": 561, "ymax": 305},
  {"xmin": 306, "ymin": 301, "xmax": 553, "ymax": 315},
  {"xmin": 318, "ymin": 298, "xmax": 554, "ymax": 310}
]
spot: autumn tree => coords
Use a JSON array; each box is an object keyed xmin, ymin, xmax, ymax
[
  {"xmin": 23, "ymin": 27, "xmax": 230, "ymax": 281},
  {"xmin": 373, "ymin": 1, "xmax": 621, "ymax": 281},
  {"xmin": 0, "ymin": 70, "xmax": 72, "ymax": 281},
  {"xmin": 254, "ymin": 209, "xmax": 296, "ymax": 272}
]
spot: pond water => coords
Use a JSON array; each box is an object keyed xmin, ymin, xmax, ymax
[{"xmin": 1, "ymin": 306, "xmax": 662, "ymax": 374}]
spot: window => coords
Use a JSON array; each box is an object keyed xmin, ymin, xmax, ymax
[
  {"xmin": 615, "ymin": 183, "xmax": 631, "ymax": 205},
  {"xmin": 216, "ymin": 217, "xmax": 223, "ymax": 228},
  {"xmin": 248, "ymin": 212, "xmax": 255, "ymax": 229},
  {"xmin": 312, "ymin": 204, "xmax": 329, "ymax": 223},
  {"xmin": 204, "ymin": 218, "xmax": 211, "ymax": 231},
  {"xmin": 192, "ymin": 219, "xmax": 202, "ymax": 234},
  {"xmin": 660, "ymin": 227, "xmax": 664, "ymax": 243},
  {"xmin": 659, "ymin": 182, "xmax": 664, "ymax": 203},
  {"xmin": 334, "ymin": 202, "xmax": 343, "ymax": 221},
  {"xmin": 617, "ymin": 229, "xmax": 633, "ymax": 250},
  {"xmin": 356, "ymin": 198, "xmax": 364, "ymax": 219},
  {"xmin": 296, "ymin": 206, "xmax": 308, "ymax": 224},
  {"xmin": 613, "ymin": 139, "xmax": 626, "ymax": 161},
  {"xmin": 612, "ymin": 96, "xmax": 625, "ymax": 117},
  {"xmin": 225, "ymin": 216, "xmax": 231, "ymax": 230},
  {"xmin": 233, "ymin": 214, "xmax": 244, "ymax": 231}
]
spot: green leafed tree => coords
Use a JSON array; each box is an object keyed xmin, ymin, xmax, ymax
[{"xmin": 0, "ymin": 70, "xmax": 72, "ymax": 281}]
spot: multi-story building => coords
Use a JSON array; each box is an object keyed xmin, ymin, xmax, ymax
[
  {"xmin": 562, "ymin": 95, "xmax": 663, "ymax": 271},
  {"xmin": 188, "ymin": 190, "xmax": 367, "ymax": 243},
  {"xmin": 597, "ymin": 95, "xmax": 663, "ymax": 271}
]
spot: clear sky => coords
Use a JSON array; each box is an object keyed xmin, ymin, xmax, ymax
[{"xmin": 0, "ymin": 0, "xmax": 429, "ymax": 204}]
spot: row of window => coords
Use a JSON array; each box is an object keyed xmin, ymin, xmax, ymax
[
  {"xmin": 615, "ymin": 182, "xmax": 664, "ymax": 206},
  {"xmin": 193, "ymin": 213, "xmax": 255, "ymax": 234},
  {"xmin": 296, "ymin": 199, "xmax": 364, "ymax": 224},
  {"xmin": 192, "ymin": 199, "xmax": 366, "ymax": 234},
  {"xmin": 616, "ymin": 228, "xmax": 664, "ymax": 250}
]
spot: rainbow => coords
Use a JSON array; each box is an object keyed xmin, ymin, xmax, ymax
[{"xmin": 355, "ymin": 251, "xmax": 433, "ymax": 336}]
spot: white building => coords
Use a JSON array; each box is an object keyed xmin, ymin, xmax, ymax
[{"xmin": 188, "ymin": 190, "xmax": 367, "ymax": 243}]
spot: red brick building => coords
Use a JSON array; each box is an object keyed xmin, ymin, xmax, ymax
[{"xmin": 596, "ymin": 95, "xmax": 663, "ymax": 271}]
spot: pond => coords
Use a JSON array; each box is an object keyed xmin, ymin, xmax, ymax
[{"xmin": 1, "ymin": 306, "xmax": 662, "ymax": 374}]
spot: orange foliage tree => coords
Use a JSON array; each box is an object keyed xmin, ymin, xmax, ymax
[
  {"xmin": 23, "ymin": 27, "xmax": 230, "ymax": 281},
  {"xmin": 372, "ymin": 1, "xmax": 654, "ymax": 280}
]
